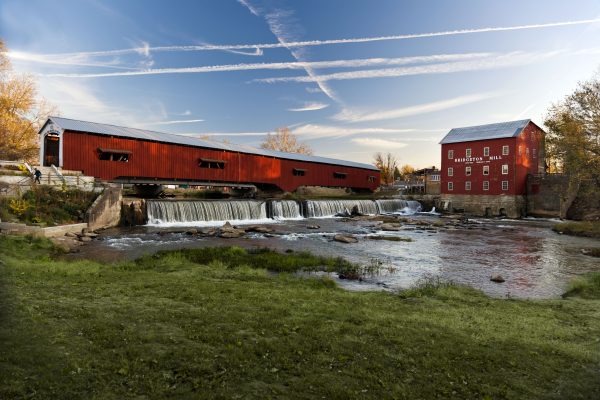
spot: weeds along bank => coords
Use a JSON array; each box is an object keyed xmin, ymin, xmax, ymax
[
  {"xmin": 0, "ymin": 185, "xmax": 97, "ymax": 226},
  {"xmin": 1, "ymin": 235, "xmax": 599, "ymax": 399}
]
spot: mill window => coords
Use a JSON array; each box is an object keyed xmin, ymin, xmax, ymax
[
  {"xmin": 483, "ymin": 165, "xmax": 489, "ymax": 175},
  {"xmin": 448, "ymin": 182, "xmax": 453, "ymax": 191},
  {"xmin": 484, "ymin": 147, "xmax": 490, "ymax": 156},
  {"xmin": 502, "ymin": 145, "xmax": 509, "ymax": 155},
  {"xmin": 502, "ymin": 181, "xmax": 509, "ymax": 191},
  {"xmin": 483, "ymin": 181, "xmax": 489, "ymax": 191},
  {"xmin": 448, "ymin": 150, "xmax": 454, "ymax": 159},
  {"xmin": 465, "ymin": 166, "xmax": 471, "ymax": 176},
  {"xmin": 465, "ymin": 181, "xmax": 471, "ymax": 191},
  {"xmin": 502, "ymin": 164, "xmax": 508, "ymax": 175},
  {"xmin": 448, "ymin": 167, "xmax": 453, "ymax": 177},
  {"xmin": 466, "ymin": 148, "xmax": 472, "ymax": 158}
]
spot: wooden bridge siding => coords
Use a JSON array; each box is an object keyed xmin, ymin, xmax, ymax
[{"xmin": 62, "ymin": 131, "xmax": 379, "ymax": 191}]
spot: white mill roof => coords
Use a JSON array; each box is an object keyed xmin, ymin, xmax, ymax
[
  {"xmin": 43, "ymin": 117, "xmax": 379, "ymax": 171},
  {"xmin": 440, "ymin": 119, "xmax": 534, "ymax": 144}
]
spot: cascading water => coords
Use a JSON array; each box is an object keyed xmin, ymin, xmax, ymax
[
  {"xmin": 375, "ymin": 199, "xmax": 422, "ymax": 215},
  {"xmin": 145, "ymin": 198, "xmax": 424, "ymax": 226},
  {"xmin": 270, "ymin": 200, "xmax": 303, "ymax": 220},
  {"xmin": 147, "ymin": 200, "xmax": 268, "ymax": 226},
  {"xmin": 304, "ymin": 200, "xmax": 379, "ymax": 218}
]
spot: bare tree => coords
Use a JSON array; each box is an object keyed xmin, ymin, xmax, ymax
[
  {"xmin": 260, "ymin": 127, "xmax": 313, "ymax": 155},
  {"xmin": 0, "ymin": 39, "xmax": 57, "ymax": 162},
  {"xmin": 373, "ymin": 152, "xmax": 398, "ymax": 186}
]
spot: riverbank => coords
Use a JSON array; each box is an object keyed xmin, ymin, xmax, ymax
[
  {"xmin": 553, "ymin": 220, "xmax": 600, "ymax": 238},
  {"xmin": 1, "ymin": 235, "xmax": 599, "ymax": 399}
]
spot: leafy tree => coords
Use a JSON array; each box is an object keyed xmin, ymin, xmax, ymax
[
  {"xmin": 544, "ymin": 76, "xmax": 600, "ymax": 180},
  {"xmin": 399, "ymin": 164, "xmax": 416, "ymax": 181},
  {"xmin": 544, "ymin": 75, "xmax": 600, "ymax": 216},
  {"xmin": 0, "ymin": 39, "xmax": 56, "ymax": 162},
  {"xmin": 373, "ymin": 152, "xmax": 397, "ymax": 186},
  {"xmin": 260, "ymin": 127, "xmax": 313, "ymax": 155}
]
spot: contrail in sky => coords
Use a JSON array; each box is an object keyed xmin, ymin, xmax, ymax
[{"xmin": 19, "ymin": 18, "xmax": 600, "ymax": 58}]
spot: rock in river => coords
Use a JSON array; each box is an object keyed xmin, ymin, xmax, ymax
[
  {"xmin": 490, "ymin": 275, "xmax": 505, "ymax": 283},
  {"xmin": 333, "ymin": 234, "xmax": 358, "ymax": 244}
]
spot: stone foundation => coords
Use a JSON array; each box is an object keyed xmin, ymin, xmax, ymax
[{"xmin": 439, "ymin": 194, "xmax": 525, "ymax": 218}]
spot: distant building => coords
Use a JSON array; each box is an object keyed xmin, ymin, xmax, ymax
[
  {"xmin": 397, "ymin": 167, "xmax": 440, "ymax": 195},
  {"xmin": 439, "ymin": 119, "xmax": 545, "ymax": 217}
]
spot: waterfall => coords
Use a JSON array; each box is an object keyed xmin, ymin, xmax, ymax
[
  {"xmin": 271, "ymin": 200, "xmax": 303, "ymax": 220},
  {"xmin": 375, "ymin": 199, "xmax": 422, "ymax": 215},
  {"xmin": 145, "ymin": 198, "xmax": 425, "ymax": 226},
  {"xmin": 304, "ymin": 200, "xmax": 379, "ymax": 218},
  {"xmin": 147, "ymin": 200, "xmax": 268, "ymax": 226}
]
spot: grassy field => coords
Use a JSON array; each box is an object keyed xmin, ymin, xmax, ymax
[
  {"xmin": 553, "ymin": 221, "xmax": 600, "ymax": 238},
  {"xmin": 1, "ymin": 235, "xmax": 599, "ymax": 399}
]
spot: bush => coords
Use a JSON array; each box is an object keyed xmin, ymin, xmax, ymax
[{"xmin": 4, "ymin": 186, "xmax": 98, "ymax": 226}]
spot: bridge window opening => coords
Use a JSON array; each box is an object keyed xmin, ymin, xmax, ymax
[
  {"xmin": 333, "ymin": 172, "xmax": 347, "ymax": 179},
  {"xmin": 98, "ymin": 148, "xmax": 131, "ymax": 162},
  {"xmin": 293, "ymin": 168, "xmax": 306, "ymax": 176},
  {"xmin": 199, "ymin": 158, "xmax": 226, "ymax": 169},
  {"xmin": 367, "ymin": 175, "xmax": 376, "ymax": 182}
]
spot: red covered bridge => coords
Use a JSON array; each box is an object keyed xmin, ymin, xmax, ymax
[{"xmin": 38, "ymin": 117, "xmax": 380, "ymax": 192}]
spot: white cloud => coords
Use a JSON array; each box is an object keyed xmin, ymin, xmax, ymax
[
  {"xmin": 350, "ymin": 138, "xmax": 408, "ymax": 149},
  {"xmin": 254, "ymin": 51, "xmax": 562, "ymax": 84},
  {"xmin": 149, "ymin": 119, "xmax": 205, "ymax": 125},
  {"xmin": 25, "ymin": 17, "xmax": 600, "ymax": 57},
  {"xmin": 291, "ymin": 124, "xmax": 415, "ymax": 138},
  {"xmin": 39, "ymin": 52, "xmax": 495, "ymax": 78},
  {"xmin": 334, "ymin": 92, "xmax": 501, "ymax": 123},
  {"xmin": 288, "ymin": 102, "xmax": 329, "ymax": 112}
]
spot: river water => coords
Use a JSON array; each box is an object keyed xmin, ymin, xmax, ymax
[{"xmin": 71, "ymin": 214, "xmax": 599, "ymax": 299}]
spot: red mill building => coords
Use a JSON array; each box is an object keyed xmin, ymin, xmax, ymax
[{"xmin": 439, "ymin": 119, "xmax": 546, "ymax": 218}]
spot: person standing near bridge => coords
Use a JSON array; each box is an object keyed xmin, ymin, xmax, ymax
[{"xmin": 33, "ymin": 168, "xmax": 42, "ymax": 184}]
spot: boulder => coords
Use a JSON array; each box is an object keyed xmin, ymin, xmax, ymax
[
  {"xmin": 84, "ymin": 232, "xmax": 99, "ymax": 238},
  {"xmin": 245, "ymin": 225, "xmax": 273, "ymax": 234},
  {"xmin": 200, "ymin": 227, "xmax": 217, "ymax": 236},
  {"xmin": 79, "ymin": 236, "xmax": 92, "ymax": 242},
  {"xmin": 218, "ymin": 221, "xmax": 245, "ymax": 238},
  {"xmin": 333, "ymin": 234, "xmax": 358, "ymax": 244},
  {"xmin": 350, "ymin": 205, "xmax": 364, "ymax": 216},
  {"xmin": 219, "ymin": 231, "xmax": 244, "ymax": 238},
  {"xmin": 185, "ymin": 229, "xmax": 198, "ymax": 235},
  {"xmin": 490, "ymin": 275, "xmax": 505, "ymax": 283},
  {"xmin": 64, "ymin": 232, "xmax": 78, "ymax": 238},
  {"xmin": 379, "ymin": 223, "xmax": 402, "ymax": 231},
  {"xmin": 306, "ymin": 225, "xmax": 320, "ymax": 229}
]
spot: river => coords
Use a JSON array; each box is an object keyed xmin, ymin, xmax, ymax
[{"xmin": 70, "ymin": 204, "xmax": 599, "ymax": 299}]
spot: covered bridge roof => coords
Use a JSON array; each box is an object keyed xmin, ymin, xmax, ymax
[
  {"xmin": 42, "ymin": 117, "xmax": 378, "ymax": 171},
  {"xmin": 439, "ymin": 119, "xmax": 537, "ymax": 144}
]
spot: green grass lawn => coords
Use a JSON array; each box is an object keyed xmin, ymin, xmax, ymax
[{"xmin": 1, "ymin": 235, "xmax": 599, "ymax": 399}]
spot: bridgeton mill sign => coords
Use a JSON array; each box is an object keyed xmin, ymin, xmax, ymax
[{"xmin": 453, "ymin": 155, "xmax": 503, "ymax": 164}]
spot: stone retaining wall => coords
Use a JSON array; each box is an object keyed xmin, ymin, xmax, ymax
[
  {"xmin": 439, "ymin": 194, "xmax": 525, "ymax": 218},
  {"xmin": 86, "ymin": 186, "xmax": 123, "ymax": 230},
  {"xmin": 0, "ymin": 222, "xmax": 88, "ymax": 237}
]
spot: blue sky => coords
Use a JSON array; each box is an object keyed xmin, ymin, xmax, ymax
[{"xmin": 2, "ymin": 0, "xmax": 600, "ymax": 167}]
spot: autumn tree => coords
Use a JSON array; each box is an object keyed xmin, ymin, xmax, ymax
[
  {"xmin": 373, "ymin": 152, "xmax": 398, "ymax": 186},
  {"xmin": 0, "ymin": 39, "xmax": 56, "ymax": 162},
  {"xmin": 544, "ymin": 75, "xmax": 600, "ymax": 216},
  {"xmin": 399, "ymin": 164, "xmax": 416, "ymax": 181},
  {"xmin": 260, "ymin": 127, "xmax": 313, "ymax": 155}
]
